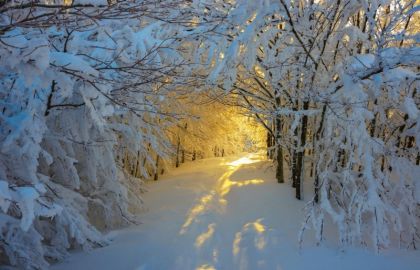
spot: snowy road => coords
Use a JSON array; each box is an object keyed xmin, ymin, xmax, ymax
[{"xmin": 52, "ymin": 153, "xmax": 420, "ymax": 270}]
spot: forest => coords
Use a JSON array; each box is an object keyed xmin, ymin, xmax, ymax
[{"xmin": 0, "ymin": 0, "xmax": 419, "ymax": 269}]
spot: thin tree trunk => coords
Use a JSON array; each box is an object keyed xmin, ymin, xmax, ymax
[
  {"xmin": 275, "ymin": 116, "xmax": 285, "ymax": 183},
  {"xmin": 295, "ymin": 101, "xmax": 309, "ymax": 200},
  {"xmin": 267, "ymin": 131, "xmax": 273, "ymax": 158},
  {"xmin": 154, "ymin": 155, "xmax": 160, "ymax": 181},
  {"xmin": 175, "ymin": 136, "xmax": 180, "ymax": 167},
  {"xmin": 314, "ymin": 104, "xmax": 327, "ymax": 203},
  {"xmin": 292, "ymin": 105, "xmax": 299, "ymax": 188}
]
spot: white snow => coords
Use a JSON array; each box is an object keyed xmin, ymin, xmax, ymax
[
  {"xmin": 0, "ymin": 180, "xmax": 11, "ymax": 212},
  {"xmin": 403, "ymin": 97, "xmax": 419, "ymax": 120},
  {"xmin": 15, "ymin": 186, "xmax": 39, "ymax": 231},
  {"xmin": 50, "ymin": 52, "xmax": 99, "ymax": 77},
  {"xmin": 72, "ymin": 0, "xmax": 108, "ymax": 6},
  {"xmin": 51, "ymin": 153, "xmax": 420, "ymax": 270}
]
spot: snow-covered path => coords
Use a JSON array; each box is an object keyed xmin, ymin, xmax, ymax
[{"xmin": 52, "ymin": 153, "xmax": 420, "ymax": 270}]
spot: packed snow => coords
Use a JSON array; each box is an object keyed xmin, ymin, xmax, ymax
[{"xmin": 51, "ymin": 153, "xmax": 420, "ymax": 270}]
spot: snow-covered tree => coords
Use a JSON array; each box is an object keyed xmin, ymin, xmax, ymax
[
  {"xmin": 0, "ymin": 0, "xmax": 227, "ymax": 268},
  {"xmin": 202, "ymin": 0, "xmax": 420, "ymax": 250}
]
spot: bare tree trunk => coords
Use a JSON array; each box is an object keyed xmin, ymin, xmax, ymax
[
  {"xmin": 154, "ymin": 155, "xmax": 160, "ymax": 181},
  {"xmin": 310, "ymin": 163, "xmax": 314, "ymax": 178},
  {"xmin": 292, "ymin": 104, "xmax": 299, "ymax": 188},
  {"xmin": 295, "ymin": 101, "xmax": 309, "ymax": 200},
  {"xmin": 175, "ymin": 136, "xmax": 180, "ymax": 167},
  {"xmin": 275, "ymin": 116, "xmax": 285, "ymax": 183},
  {"xmin": 314, "ymin": 104, "xmax": 327, "ymax": 203},
  {"xmin": 267, "ymin": 131, "xmax": 273, "ymax": 158}
]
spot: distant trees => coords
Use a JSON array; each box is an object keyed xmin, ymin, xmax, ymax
[{"xmin": 167, "ymin": 96, "xmax": 266, "ymax": 167}]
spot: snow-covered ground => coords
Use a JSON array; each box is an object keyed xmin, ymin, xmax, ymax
[{"xmin": 51, "ymin": 153, "xmax": 420, "ymax": 270}]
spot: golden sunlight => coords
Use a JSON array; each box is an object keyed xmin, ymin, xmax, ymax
[
  {"xmin": 195, "ymin": 223, "xmax": 216, "ymax": 248},
  {"xmin": 180, "ymin": 155, "xmax": 265, "ymax": 235}
]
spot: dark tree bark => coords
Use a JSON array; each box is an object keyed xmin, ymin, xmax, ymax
[
  {"xmin": 275, "ymin": 116, "xmax": 285, "ymax": 183},
  {"xmin": 295, "ymin": 101, "xmax": 309, "ymax": 200},
  {"xmin": 267, "ymin": 131, "xmax": 274, "ymax": 159},
  {"xmin": 154, "ymin": 155, "xmax": 160, "ymax": 181},
  {"xmin": 292, "ymin": 104, "xmax": 299, "ymax": 188},
  {"xmin": 314, "ymin": 104, "xmax": 327, "ymax": 203},
  {"xmin": 175, "ymin": 136, "xmax": 180, "ymax": 167}
]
